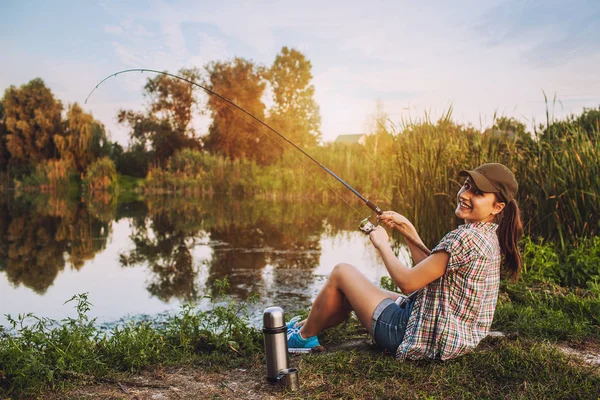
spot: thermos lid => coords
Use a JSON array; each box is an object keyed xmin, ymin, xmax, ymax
[{"xmin": 263, "ymin": 306, "xmax": 285, "ymax": 329}]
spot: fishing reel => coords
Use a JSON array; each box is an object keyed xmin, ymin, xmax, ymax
[{"xmin": 358, "ymin": 217, "xmax": 378, "ymax": 234}]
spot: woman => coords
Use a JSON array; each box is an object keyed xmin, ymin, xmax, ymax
[{"xmin": 287, "ymin": 163, "xmax": 523, "ymax": 360}]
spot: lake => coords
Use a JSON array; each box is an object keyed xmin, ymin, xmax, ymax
[{"xmin": 0, "ymin": 191, "xmax": 412, "ymax": 328}]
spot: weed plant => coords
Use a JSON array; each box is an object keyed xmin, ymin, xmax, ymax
[{"xmin": 0, "ymin": 278, "xmax": 262, "ymax": 397}]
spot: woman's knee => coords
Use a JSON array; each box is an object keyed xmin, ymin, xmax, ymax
[
  {"xmin": 331, "ymin": 263, "xmax": 358, "ymax": 281},
  {"xmin": 332, "ymin": 263, "xmax": 370, "ymax": 288}
]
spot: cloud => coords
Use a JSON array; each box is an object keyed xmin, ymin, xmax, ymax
[
  {"xmin": 187, "ymin": 32, "xmax": 230, "ymax": 68},
  {"xmin": 112, "ymin": 41, "xmax": 145, "ymax": 67},
  {"xmin": 472, "ymin": 0, "xmax": 600, "ymax": 66},
  {"xmin": 104, "ymin": 24, "xmax": 124, "ymax": 35}
]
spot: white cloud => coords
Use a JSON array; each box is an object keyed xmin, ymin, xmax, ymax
[
  {"xmin": 104, "ymin": 24, "xmax": 124, "ymax": 35},
  {"xmin": 4, "ymin": 0, "xmax": 600, "ymax": 147}
]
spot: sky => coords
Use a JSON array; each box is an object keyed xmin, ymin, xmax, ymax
[{"xmin": 1, "ymin": 0, "xmax": 599, "ymax": 146}]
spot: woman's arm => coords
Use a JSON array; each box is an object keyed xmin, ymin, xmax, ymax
[
  {"xmin": 370, "ymin": 226, "xmax": 448, "ymax": 294},
  {"xmin": 378, "ymin": 211, "xmax": 430, "ymax": 264}
]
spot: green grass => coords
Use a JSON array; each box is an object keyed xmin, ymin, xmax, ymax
[
  {"xmin": 1, "ymin": 278, "xmax": 599, "ymax": 399},
  {"xmin": 494, "ymin": 282, "xmax": 600, "ymax": 343},
  {"xmin": 2, "ymin": 232, "xmax": 600, "ymax": 398},
  {"xmin": 117, "ymin": 173, "xmax": 143, "ymax": 192},
  {"xmin": 293, "ymin": 336, "xmax": 599, "ymax": 399},
  {"xmin": 0, "ymin": 279, "xmax": 263, "ymax": 397}
]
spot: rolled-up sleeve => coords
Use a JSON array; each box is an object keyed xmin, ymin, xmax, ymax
[{"xmin": 432, "ymin": 230, "xmax": 475, "ymax": 271}]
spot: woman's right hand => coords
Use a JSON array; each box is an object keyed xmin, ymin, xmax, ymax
[{"xmin": 378, "ymin": 211, "xmax": 416, "ymax": 237}]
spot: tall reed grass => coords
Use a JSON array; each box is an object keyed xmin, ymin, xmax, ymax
[
  {"xmin": 390, "ymin": 111, "xmax": 600, "ymax": 247},
  {"xmin": 143, "ymin": 108, "xmax": 600, "ymax": 245}
]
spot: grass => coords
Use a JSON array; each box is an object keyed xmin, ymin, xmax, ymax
[
  {"xmin": 494, "ymin": 282, "xmax": 600, "ymax": 343},
  {"xmin": 0, "ymin": 279, "xmax": 263, "ymax": 398},
  {"xmin": 293, "ymin": 335, "xmax": 600, "ymax": 399},
  {"xmin": 117, "ymin": 173, "xmax": 143, "ymax": 192},
  {"xmin": 1, "ymin": 274, "xmax": 599, "ymax": 399}
]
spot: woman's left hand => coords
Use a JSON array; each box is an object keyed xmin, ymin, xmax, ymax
[{"xmin": 369, "ymin": 226, "xmax": 390, "ymax": 249}]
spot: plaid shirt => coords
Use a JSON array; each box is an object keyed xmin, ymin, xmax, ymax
[{"xmin": 396, "ymin": 222, "xmax": 501, "ymax": 360}]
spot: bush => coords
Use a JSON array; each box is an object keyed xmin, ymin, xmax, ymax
[{"xmin": 84, "ymin": 157, "xmax": 118, "ymax": 192}]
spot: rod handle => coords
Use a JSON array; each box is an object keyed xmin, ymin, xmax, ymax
[{"xmin": 365, "ymin": 200, "xmax": 383, "ymax": 215}]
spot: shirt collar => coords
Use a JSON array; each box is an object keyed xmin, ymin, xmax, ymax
[{"xmin": 461, "ymin": 221, "xmax": 498, "ymax": 233}]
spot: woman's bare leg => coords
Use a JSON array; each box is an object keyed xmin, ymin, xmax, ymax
[{"xmin": 298, "ymin": 263, "xmax": 400, "ymax": 338}]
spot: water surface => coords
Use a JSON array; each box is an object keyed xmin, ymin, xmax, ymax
[{"xmin": 0, "ymin": 192, "xmax": 411, "ymax": 327}]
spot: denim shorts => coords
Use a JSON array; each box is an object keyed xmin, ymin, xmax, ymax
[{"xmin": 371, "ymin": 297, "xmax": 414, "ymax": 353}]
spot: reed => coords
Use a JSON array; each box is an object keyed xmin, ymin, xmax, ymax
[
  {"xmin": 142, "ymin": 107, "xmax": 599, "ymax": 244},
  {"xmin": 389, "ymin": 109, "xmax": 600, "ymax": 245}
]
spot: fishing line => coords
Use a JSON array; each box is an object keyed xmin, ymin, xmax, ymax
[
  {"xmin": 222, "ymin": 105, "xmax": 365, "ymax": 217},
  {"xmin": 86, "ymin": 68, "xmax": 431, "ymax": 255},
  {"xmin": 85, "ymin": 69, "xmax": 378, "ymax": 215}
]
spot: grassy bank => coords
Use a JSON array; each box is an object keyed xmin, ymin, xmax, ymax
[{"xmin": 2, "ymin": 260, "xmax": 599, "ymax": 398}]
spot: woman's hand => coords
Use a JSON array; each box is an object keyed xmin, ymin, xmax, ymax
[
  {"xmin": 378, "ymin": 211, "xmax": 416, "ymax": 237},
  {"xmin": 369, "ymin": 226, "xmax": 390, "ymax": 250}
]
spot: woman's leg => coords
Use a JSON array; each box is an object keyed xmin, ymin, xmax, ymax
[{"xmin": 299, "ymin": 263, "xmax": 400, "ymax": 338}]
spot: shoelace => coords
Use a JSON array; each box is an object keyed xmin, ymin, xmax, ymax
[{"xmin": 287, "ymin": 325, "xmax": 301, "ymax": 340}]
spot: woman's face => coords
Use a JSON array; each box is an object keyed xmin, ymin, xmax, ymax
[{"xmin": 455, "ymin": 178, "xmax": 505, "ymax": 223}]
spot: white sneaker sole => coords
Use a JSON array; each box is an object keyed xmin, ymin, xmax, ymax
[{"xmin": 288, "ymin": 347, "xmax": 315, "ymax": 353}]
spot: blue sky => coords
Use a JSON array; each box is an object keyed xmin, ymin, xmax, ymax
[{"xmin": 1, "ymin": 0, "xmax": 599, "ymax": 145}]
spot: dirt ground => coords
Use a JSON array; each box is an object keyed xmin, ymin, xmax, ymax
[
  {"xmin": 38, "ymin": 337, "xmax": 599, "ymax": 400},
  {"xmin": 42, "ymin": 339, "xmax": 371, "ymax": 400},
  {"xmin": 44, "ymin": 366, "xmax": 279, "ymax": 400}
]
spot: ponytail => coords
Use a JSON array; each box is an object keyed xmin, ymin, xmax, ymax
[{"xmin": 495, "ymin": 198, "xmax": 523, "ymax": 281}]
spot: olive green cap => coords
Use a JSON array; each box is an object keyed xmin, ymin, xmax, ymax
[{"xmin": 459, "ymin": 163, "xmax": 518, "ymax": 202}]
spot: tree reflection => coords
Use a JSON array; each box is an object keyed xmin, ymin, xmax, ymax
[
  {"xmin": 119, "ymin": 200, "xmax": 206, "ymax": 302},
  {"xmin": 122, "ymin": 197, "xmax": 331, "ymax": 302},
  {"xmin": 0, "ymin": 193, "xmax": 112, "ymax": 293}
]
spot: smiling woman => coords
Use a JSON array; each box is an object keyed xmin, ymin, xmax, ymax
[{"xmin": 286, "ymin": 162, "xmax": 524, "ymax": 361}]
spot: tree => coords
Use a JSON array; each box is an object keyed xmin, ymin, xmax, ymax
[
  {"xmin": 203, "ymin": 57, "xmax": 276, "ymax": 164},
  {"xmin": 53, "ymin": 103, "xmax": 110, "ymax": 176},
  {"xmin": 0, "ymin": 102, "xmax": 10, "ymax": 170},
  {"xmin": 267, "ymin": 47, "xmax": 321, "ymax": 149},
  {"xmin": 2, "ymin": 78, "xmax": 63, "ymax": 166},
  {"xmin": 364, "ymin": 100, "xmax": 394, "ymax": 157},
  {"xmin": 144, "ymin": 69, "xmax": 200, "ymax": 135},
  {"xmin": 118, "ymin": 68, "xmax": 201, "ymax": 169}
]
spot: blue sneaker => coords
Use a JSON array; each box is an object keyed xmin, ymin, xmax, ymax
[
  {"xmin": 286, "ymin": 316, "xmax": 302, "ymax": 334},
  {"xmin": 287, "ymin": 327, "xmax": 320, "ymax": 353}
]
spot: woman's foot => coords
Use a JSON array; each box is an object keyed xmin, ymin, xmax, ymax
[{"xmin": 287, "ymin": 327, "xmax": 320, "ymax": 353}]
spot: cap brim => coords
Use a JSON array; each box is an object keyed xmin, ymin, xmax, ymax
[{"xmin": 459, "ymin": 170, "xmax": 499, "ymax": 193}]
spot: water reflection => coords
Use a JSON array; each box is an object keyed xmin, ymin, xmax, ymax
[
  {"xmin": 119, "ymin": 197, "xmax": 338, "ymax": 302},
  {"xmin": 0, "ymin": 193, "xmax": 111, "ymax": 294},
  {"xmin": 0, "ymin": 192, "xmax": 399, "ymax": 325}
]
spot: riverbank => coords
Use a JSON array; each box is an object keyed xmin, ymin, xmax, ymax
[
  {"xmin": 34, "ymin": 329, "xmax": 600, "ymax": 399},
  {"xmin": 2, "ymin": 275, "xmax": 599, "ymax": 399}
]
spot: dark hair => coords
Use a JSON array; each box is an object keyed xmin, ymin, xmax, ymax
[{"xmin": 495, "ymin": 196, "xmax": 523, "ymax": 280}]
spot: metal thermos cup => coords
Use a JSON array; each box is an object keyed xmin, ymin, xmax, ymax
[
  {"xmin": 277, "ymin": 368, "xmax": 299, "ymax": 391},
  {"xmin": 263, "ymin": 306, "xmax": 289, "ymax": 383}
]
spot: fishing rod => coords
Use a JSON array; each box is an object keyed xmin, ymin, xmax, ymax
[{"xmin": 85, "ymin": 68, "xmax": 431, "ymax": 256}]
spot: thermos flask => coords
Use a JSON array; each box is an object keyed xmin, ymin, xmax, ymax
[{"xmin": 263, "ymin": 306, "xmax": 289, "ymax": 383}]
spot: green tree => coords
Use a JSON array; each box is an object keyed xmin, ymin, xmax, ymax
[
  {"xmin": 267, "ymin": 47, "xmax": 321, "ymax": 149},
  {"xmin": 203, "ymin": 58, "xmax": 275, "ymax": 164},
  {"xmin": 53, "ymin": 103, "xmax": 110, "ymax": 176},
  {"xmin": 118, "ymin": 68, "xmax": 201, "ymax": 169},
  {"xmin": 491, "ymin": 116, "xmax": 528, "ymax": 140},
  {"xmin": 575, "ymin": 106, "xmax": 600, "ymax": 142},
  {"xmin": 2, "ymin": 78, "xmax": 63, "ymax": 166}
]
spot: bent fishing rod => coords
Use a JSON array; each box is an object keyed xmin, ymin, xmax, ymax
[{"xmin": 85, "ymin": 68, "xmax": 431, "ymax": 256}]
